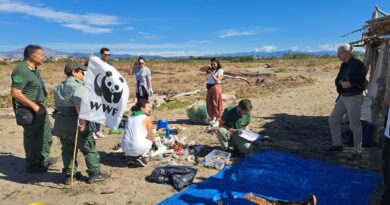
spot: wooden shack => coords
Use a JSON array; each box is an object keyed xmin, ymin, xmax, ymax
[{"xmin": 354, "ymin": 6, "xmax": 390, "ymax": 144}]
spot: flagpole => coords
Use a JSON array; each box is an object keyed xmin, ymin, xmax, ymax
[{"xmin": 70, "ymin": 120, "xmax": 80, "ymax": 186}]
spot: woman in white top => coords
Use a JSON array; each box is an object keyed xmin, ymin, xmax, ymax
[
  {"xmin": 199, "ymin": 58, "xmax": 224, "ymax": 127},
  {"xmin": 121, "ymin": 99, "xmax": 156, "ymax": 167}
]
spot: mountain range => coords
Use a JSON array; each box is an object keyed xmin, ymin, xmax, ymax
[{"xmin": 0, "ymin": 47, "xmax": 337, "ymax": 59}]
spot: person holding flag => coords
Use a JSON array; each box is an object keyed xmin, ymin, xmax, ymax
[
  {"xmin": 52, "ymin": 61, "xmax": 109, "ymax": 185},
  {"xmin": 91, "ymin": 47, "xmax": 113, "ymax": 139},
  {"xmin": 79, "ymin": 56, "xmax": 129, "ymax": 131}
]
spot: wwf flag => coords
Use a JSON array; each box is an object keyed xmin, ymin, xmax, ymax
[{"xmin": 79, "ymin": 56, "xmax": 129, "ymax": 130}]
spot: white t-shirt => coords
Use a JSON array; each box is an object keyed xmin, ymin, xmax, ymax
[
  {"xmin": 121, "ymin": 114, "xmax": 152, "ymax": 156},
  {"xmin": 385, "ymin": 108, "xmax": 390, "ymax": 139},
  {"xmin": 207, "ymin": 69, "xmax": 224, "ymax": 84}
]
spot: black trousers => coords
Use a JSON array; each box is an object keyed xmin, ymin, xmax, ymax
[
  {"xmin": 136, "ymin": 85, "xmax": 149, "ymax": 101},
  {"xmin": 383, "ymin": 137, "xmax": 390, "ymax": 205}
]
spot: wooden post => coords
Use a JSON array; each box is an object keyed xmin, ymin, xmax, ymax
[
  {"xmin": 361, "ymin": 42, "xmax": 383, "ymax": 123},
  {"xmin": 372, "ymin": 40, "xmax": 389, "ymax": 144}
]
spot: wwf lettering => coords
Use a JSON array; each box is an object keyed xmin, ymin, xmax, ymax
[{"xmin": 90, "ymin": 101, "xmax": 118, "ymax": 116}]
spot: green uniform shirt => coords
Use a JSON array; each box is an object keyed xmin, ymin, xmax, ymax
[
  {"xmin": 53, "ymin": 76, "xmax": 85, "ymax": 138},
  {"xmin": 11, "ymin": 62, "xmax": 46, "ymax": 103},
  {"xmin": 221, "ymin": 106, "xmax": 251, "ymax": 129},
  {"xmin": 54, "ymin": 76, "xmax": 84, "ymax": 108}
]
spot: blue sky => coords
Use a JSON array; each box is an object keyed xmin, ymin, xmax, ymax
[{"xmin": 0, "ymin": 0, "xmax": 389, "ymax": 56}]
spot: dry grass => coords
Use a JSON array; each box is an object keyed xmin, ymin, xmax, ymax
[{"xmin": 0, "ymin": 58, "xmax": 340, "ymax": 108}]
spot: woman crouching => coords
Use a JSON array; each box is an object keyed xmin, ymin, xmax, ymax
[{"xmin": 121, "ymin": 99, "xmax": 156, "ymax": 167}]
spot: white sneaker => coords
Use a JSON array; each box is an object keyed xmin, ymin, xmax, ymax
[
  {"xmin": 95, "ymin": 131, "xmax": 106, "ymax": 138},
  {"xmin": 92, "ymin": 132, "xmax": 98, "ymax": 140},
  {"xmin": 112, "ymin": 147, "xmax": 123, "ymax": 153},
  {"xmin": 211, "ymin": 121, "xmax": 219, "ymax": 127},
  {"xmin": 135, "ymin": 156, "xmax": 147, "ymax": 167}
]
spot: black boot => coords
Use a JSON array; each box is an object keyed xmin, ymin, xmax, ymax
[
  {"xmin": 64, "ymin": 172, "xmax": 84, "ymax": 185},
  {"xmin": 87, "ymin": 172, "xmax": 109, "ymax": 184},
  {"xmin": 25, "ymin": 164, "xmax": 48, "ymax": 174}
]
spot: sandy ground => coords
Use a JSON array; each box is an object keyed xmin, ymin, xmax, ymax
[{"xmin": 0, "ymin": 67, "xmax": 384, "ymax": 205}]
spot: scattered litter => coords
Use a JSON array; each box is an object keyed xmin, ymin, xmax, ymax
[{"xmin": 204, "ymin": 150, "xmax": 231, "ymax": 170}]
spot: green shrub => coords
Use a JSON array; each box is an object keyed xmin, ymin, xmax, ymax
[
  {"xmin": 274, "ymin": 67, "xmax": 289, "ymax": 73},
  {"xmin": 156, "ymin": 100, "xmax": 193, "ymax": 110},
  {"xmin": 236, "ymin": 91, "xmax": 271, "ymax": 99}
]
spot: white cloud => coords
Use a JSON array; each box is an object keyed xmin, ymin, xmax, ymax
[
  {"xmin": 38, "ymin": 40, "xmax": 213, "ymax": 56},
  {"xmin": 124, "ymin": 26, "xmax": 134, "ymax": 31},
  {"xmin": 43, "ymin": 41, "xmax": 205, "ymax": 51},
  {"xmin": 137, "ymin": 32, "xmax": 161, "ymax": 40},
  {"xmin": 118, "ymin": 50, "xmax": 208, "ymax": 57},
  {"xmin": 290, "ymin": 46, "xmax": 299, "ymax": 51},
  {"xmin": 219, "ymin": 30, "xmax": 254, "ymax": 38},
  {"xmin": 63, "ymin": 24, "xmax": 111, "ymax": 34},
  {"xmin": 319, "ymin": 43, "xmax": 339, "ymax": 51},
  {"xmin": 127, "ymin": 17, "xmax": 161, "ymax": 22},
  {"xmin": 0, "ymin": 20, "xmax": 13, "ymax": 24},
  {"xmin": 0, "ymin": 1, "xmax": 120, "ymax": 34},
  {"xmin": 254, "ymin": 45, "xmax": 277, "ymax": 52},
  {"xmin": 187, "ymin": 40, "xmax": 210, "ymax": 44},
  {"xmin": 218, "ymin": 26, "xmax": 279, "ymax": 38},
  {"xmin": 317, "ymin": 43, "xmax": 364, "ymax": 52}
]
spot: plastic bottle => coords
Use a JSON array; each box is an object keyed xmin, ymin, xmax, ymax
[{"xmin": 166, "ymin": 128, "xmax": 170, "ymax": 139}]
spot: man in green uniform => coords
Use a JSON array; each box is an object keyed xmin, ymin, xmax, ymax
[
  {"xmin": 52, "ymin": 61, "xmax": 109, "ymax": 185},
  {"xmin": 217, "ymin": 99, "xmax": 254, "ymax": 156},
  {"xmin": 10, "ymin": 45, "xmax": 56, "ymax": 173}
]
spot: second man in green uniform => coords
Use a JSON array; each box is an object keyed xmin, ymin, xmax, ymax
[{"xmin": 52, "ymin": 61, "xmax": 109, "ymax": 184}]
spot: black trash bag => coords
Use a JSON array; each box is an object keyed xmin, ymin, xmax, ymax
[{"xmin": 146, "ymin": 166, "xmax": 197, "ymax": 190}]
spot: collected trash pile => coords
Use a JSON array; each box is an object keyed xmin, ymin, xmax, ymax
[
  {"xmin": 145, "ymin": 120, "xmax": 232, "ymax": 190},
  {"xmin": 150, "ymin": 120, "xmax": 231, "ymax": 169},
  {"xmin": 186, "ymin": 101, "xmax": 208, "ymax": 125}
]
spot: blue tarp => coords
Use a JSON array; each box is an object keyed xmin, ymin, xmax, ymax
[{"xmin": 158, "ymin": 150, "xmax": 380, "ymax": 205}]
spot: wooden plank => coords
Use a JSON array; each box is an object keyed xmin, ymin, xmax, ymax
[
  {"xmin": 372, "ymin": 39, "xmax": 390, "ymax": 144},
  {"xmin": 385, "ymin": 39, "xmax": 390, "ymax": 97},
  {"xmin": 362, "ymin": 42, "xmax": 384, "ymax": 122},
  {"xmin": 375, "ymin": 5, "xmax": 389, "ymax": 16}
]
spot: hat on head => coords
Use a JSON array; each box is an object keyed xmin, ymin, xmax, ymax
[{"xmin": 64, "ymin": 62, "xmax": 87, "ymax": 74}]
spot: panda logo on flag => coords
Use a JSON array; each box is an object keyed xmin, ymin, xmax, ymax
[{"xmin": 94, "ymin": 71, "xmax": 125, "ymax": 103}]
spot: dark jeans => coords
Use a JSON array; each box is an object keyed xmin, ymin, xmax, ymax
[
  {"xmin": 136, "ymin": 85, "xmax": 149, "ymax": 101},
  {"xmin": 383, "ymin": 137, "xmax": 390, "ymax": 204},
  {"xmin": 95, "ymin": 123, "xmax": 101, "ymax": 132}
]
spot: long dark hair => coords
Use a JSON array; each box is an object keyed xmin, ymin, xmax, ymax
[
  {"xmin": 131, "ymin": 99, "xmax": 149, "ymax": 112},
  {"xmin": 210, "ymin": 58, "xmax": 222, "ymax": 71}
]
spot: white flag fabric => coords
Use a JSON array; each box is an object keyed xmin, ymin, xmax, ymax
[{"xmin": 79, "ymin": 56, "xmax": 129, "ymax": 130}]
